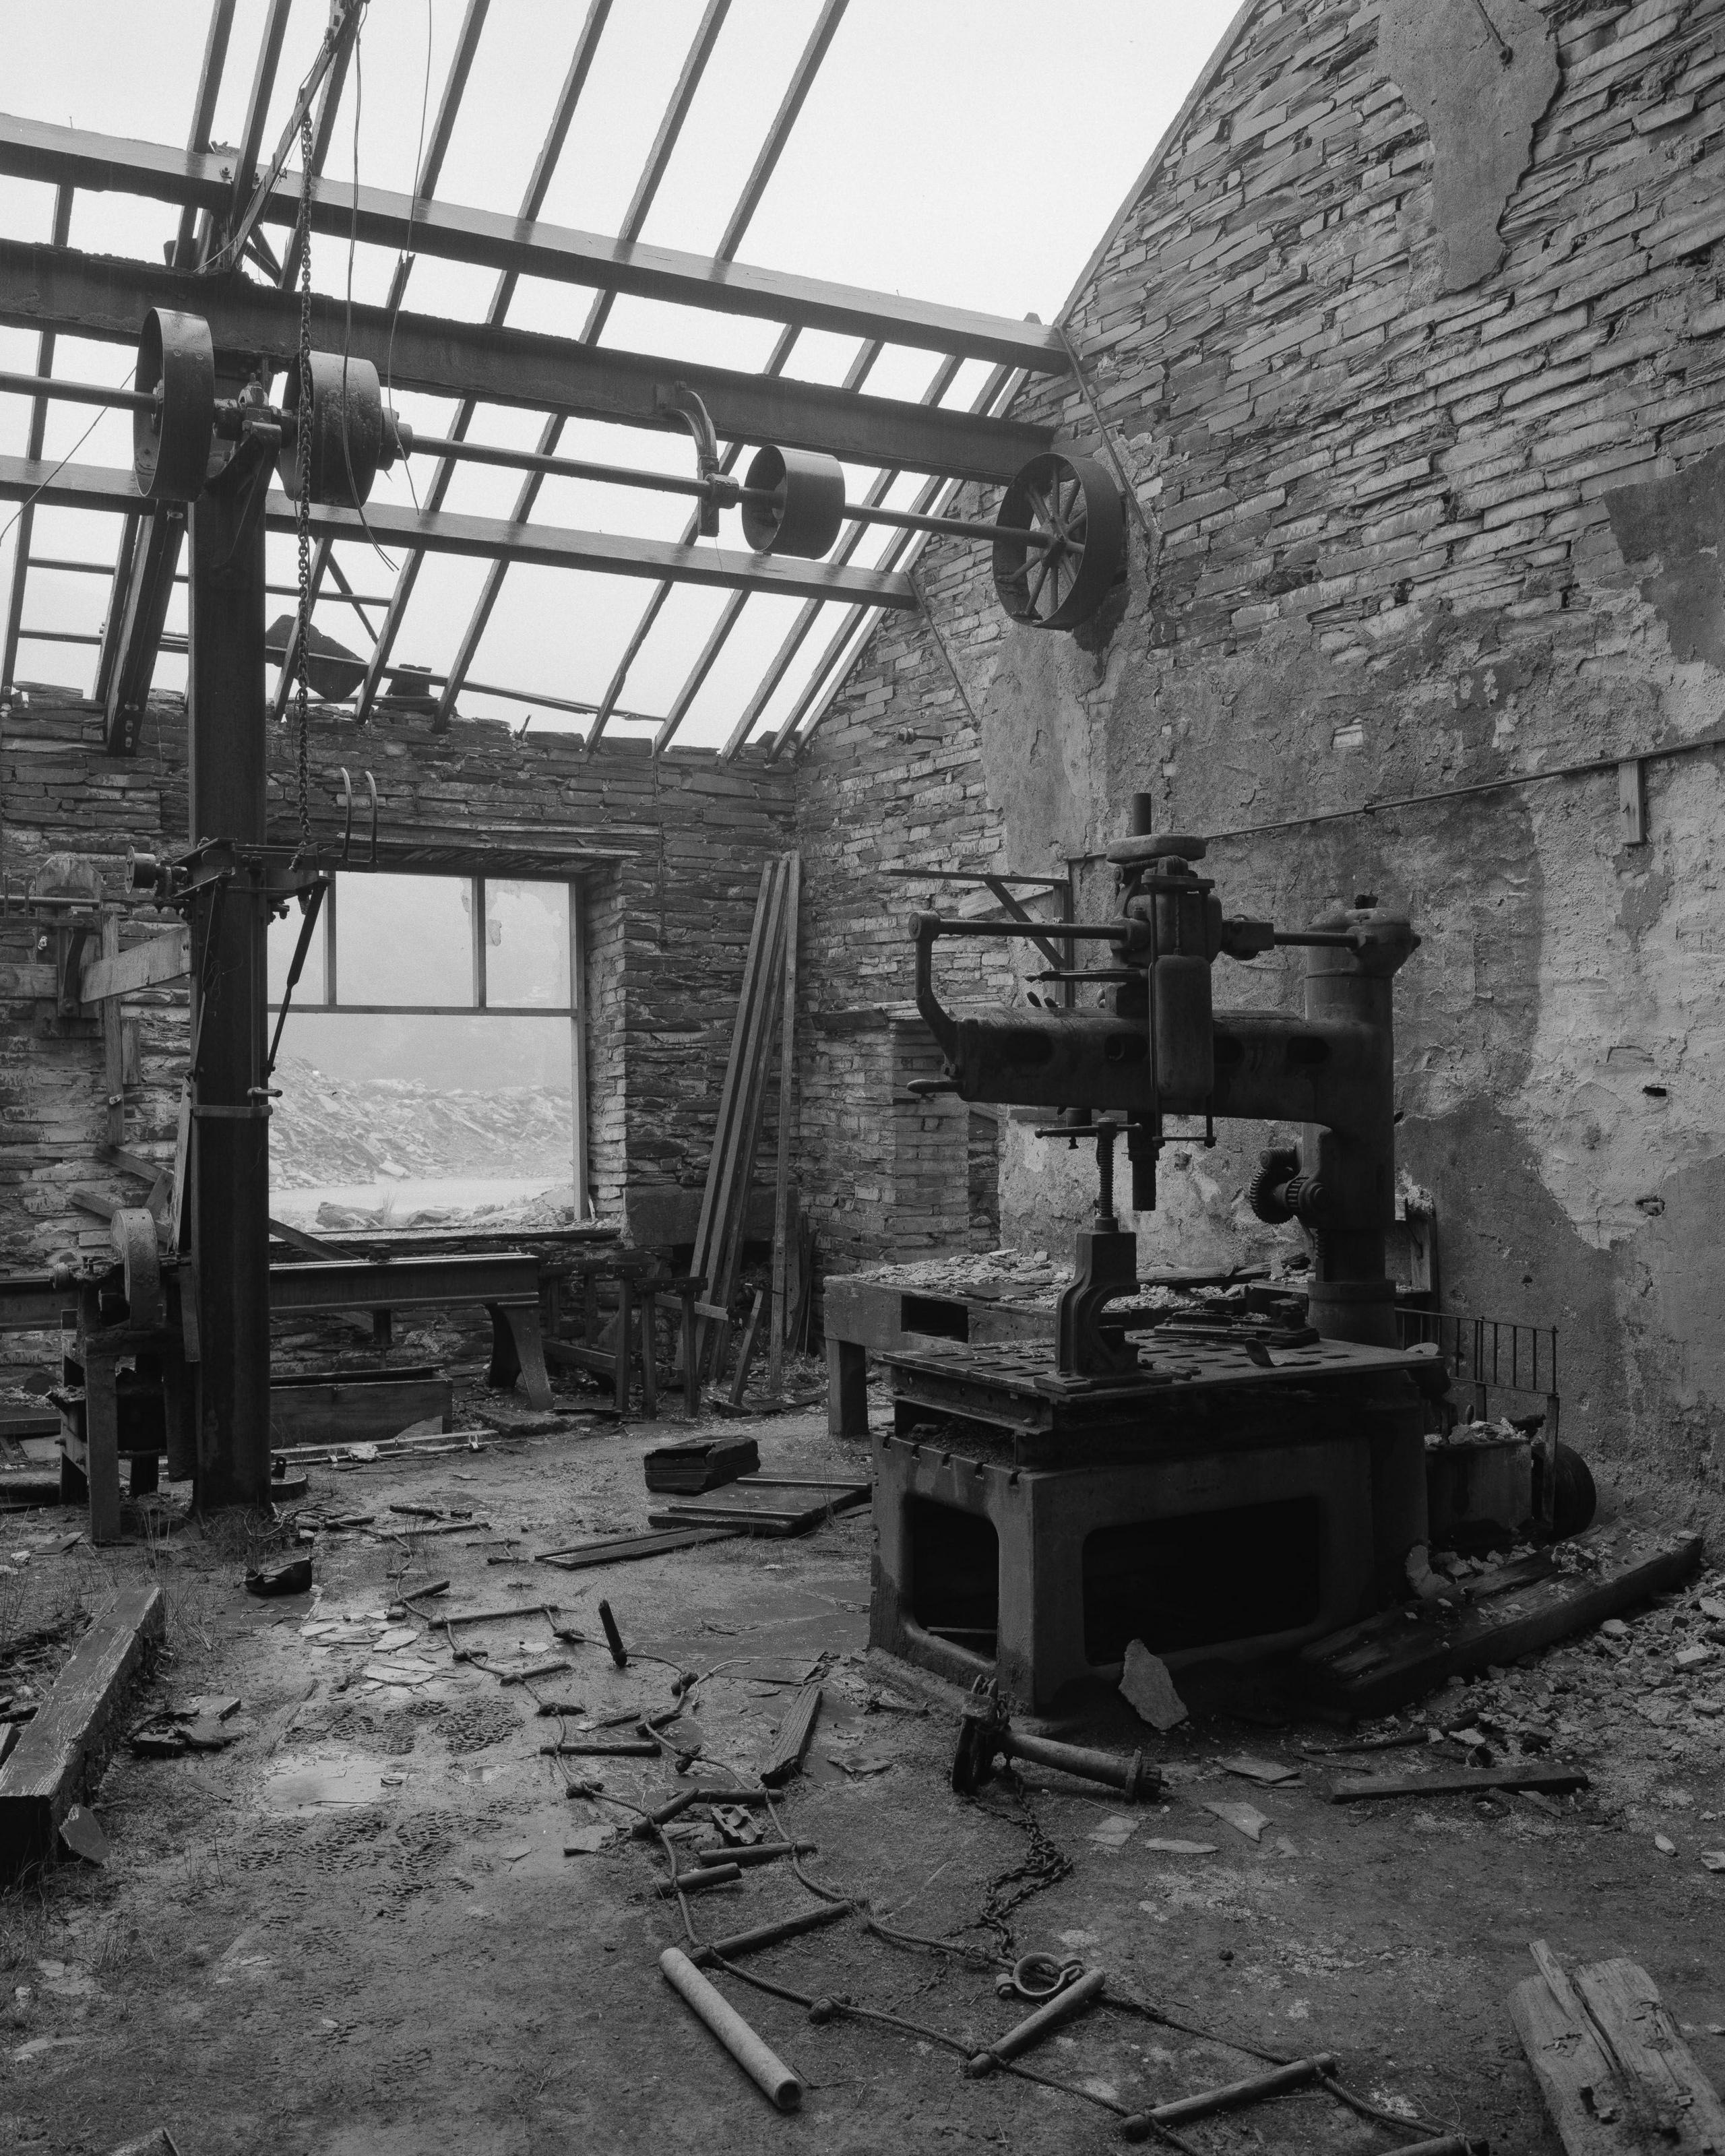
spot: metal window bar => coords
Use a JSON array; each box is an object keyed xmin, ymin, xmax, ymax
[
  {"xmin": 501, "ymin": 0, "xmax": 850, "ymax": 752},
  {"xmin": 348, "ymin": 0, "xmax": 613, "ymax": 724},
  {"xmin": 427, "ymin": 0, "xmax": 736, "ymax": 730}
]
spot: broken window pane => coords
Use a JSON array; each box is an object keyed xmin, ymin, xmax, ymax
[
  {"xmin": 335, "ymin": 873, "xmax": 474, "ymax": 1008},
  {"xmin": 484, "ymin": 880, "xmax": 570, "ymax": 1009}
]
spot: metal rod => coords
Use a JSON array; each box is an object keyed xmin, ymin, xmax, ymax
[
  {"xmin": 0, "ymin": 369, "xmax": 151, "ymax": 413},
  {"xmin": 658, "ymin": 1946, "xmax": 803, "ymax": 2110},
  {"xmin": 966, "ymin": 1967, "xmax": 1106, "ymax": 2077}
]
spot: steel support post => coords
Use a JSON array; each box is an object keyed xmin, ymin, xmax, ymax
[{"xmin": 187, "ymin": 462, "xmax": 271, "ymax": 1510}]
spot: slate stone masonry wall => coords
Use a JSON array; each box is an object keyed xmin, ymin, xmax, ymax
[
  {"xmin": 0, "ymin": 692, "xmax": 794, "ymax": 1286},
  {"xmin": 796, "ymin": 0, "xmax": 1725, "ymax": 1539}
]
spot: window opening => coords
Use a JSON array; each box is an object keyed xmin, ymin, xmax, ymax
[{"xmin": 267, "ymin": 868, "xmax": 586, "ymax": 1234}]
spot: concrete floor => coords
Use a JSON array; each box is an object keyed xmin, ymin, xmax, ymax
[{"xmin": 1, "ymin": 1401, "xmax": 1721, "ymax": 2156}]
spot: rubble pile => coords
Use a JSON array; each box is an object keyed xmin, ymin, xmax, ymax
[
  {"xmin": 849, "ymin": 1246, "xmax": 1065, "ymax": 1303},
  {"xmin": 270, "ymin": 1053, "xmax": 573, "ymax": 1199},
  {"xmin": 1397, "ymin": 1563, "xmax": 1725, "ymax": 1762}
]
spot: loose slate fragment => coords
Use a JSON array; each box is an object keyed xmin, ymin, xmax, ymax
[
  {"xmin": 59, "ymin": 1804, "xmax": 108, "ymax": 1864},
  {"xmin": 1701, "ymin": 1851, "xmax": 1725, "ymax": 1873},
  {"xmin": 564, "ymin": 1823, "xmax": 617, "ymax": 1856},
  {"xmin": 1203, "ymin": 1800, "xmax": 1270, "ymax": 1843},
  {"xmin": 1141, "ymin": 1838, "xmax": 1220, "ymax": 1856},
  {"xmin": 1216, "ymin": 1755, "xmax": 1301, "ymax": 1786},
  {"xmin": 1088, "ymin": 1814, "xmax": 1137, "ymax": 1850},
  {"xmin": 1120, "ymin": 1640, "xmax": 1188, "ymax": 1732}
]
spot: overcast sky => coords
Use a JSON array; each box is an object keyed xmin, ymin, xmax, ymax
[{"xmin": 0, "ymin": 0, "xmax": 1238, "ymax": 747}]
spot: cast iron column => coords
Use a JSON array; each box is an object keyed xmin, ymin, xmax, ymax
[{"xmin": 187, "ymin": 462, "xmax": 272, "ymax": 1509}]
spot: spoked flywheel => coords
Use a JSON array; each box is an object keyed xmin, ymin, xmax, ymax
[{"xmin": 991, "ymin": 450, "xmax": 1126, "ymax": 630}]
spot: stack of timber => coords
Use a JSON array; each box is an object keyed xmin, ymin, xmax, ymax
[
  {"xmin": 687, "ymin": 854, "xmax": 801, "ymax": 1388},
  {"xmin": 647, "ymin": 1474, "xmax": 871, "ymax": 1539},
  {"xmin": 644, "ymin": 1436, "xmax": 760, "ymax": 1494}
]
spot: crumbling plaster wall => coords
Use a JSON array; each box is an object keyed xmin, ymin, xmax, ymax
[
  {"xmin": 796, "ymin": 0, "xmax": 1725, "ymax": 1535},
  {"xmin": 0, "ymin": 693, "xmax": 792, "ymax": 1284}
]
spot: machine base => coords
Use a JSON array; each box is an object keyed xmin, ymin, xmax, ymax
[{"xmin": 869, "ymin": 1339, "xmax": 1431, "ymax": 1712}]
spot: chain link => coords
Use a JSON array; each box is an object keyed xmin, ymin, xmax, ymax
[{"xmin": 293, "ymin": 109, "xmax": 315, "ymax": 862}]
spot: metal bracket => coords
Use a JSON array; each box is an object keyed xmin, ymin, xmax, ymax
[
  {"xmin": 337, "ymin": 767, "xmax": 379, "ymax": 866},
  {"xmin": 654, "ymin": 382, "xmax": 722, "ymax": 537}
]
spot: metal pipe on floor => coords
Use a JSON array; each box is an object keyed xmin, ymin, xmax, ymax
[
  {"xmin": 966, "ymin": 1967, "xmax": 1107, "ymax": 2076},
  {"xmin": 659, "ymin": 1946, "xmax": 803, "ymax": 2111}
]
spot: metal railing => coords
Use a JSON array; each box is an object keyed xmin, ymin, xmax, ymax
[{"xmin": 1395, "ymin": 1307, "xmax": 1559, "ymax": 1439}]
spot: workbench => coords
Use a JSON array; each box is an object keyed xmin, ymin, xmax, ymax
[{"xmin": 821, "ymin": 1271, "xmax": 1050, "ymax": 1438}]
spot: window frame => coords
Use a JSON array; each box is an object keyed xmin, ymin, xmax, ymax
[{"xmin": 266, "ymin": 862, "xmax": 592, "ymax": 1221}]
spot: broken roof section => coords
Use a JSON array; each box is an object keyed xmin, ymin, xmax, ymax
[{"xmin": 0, "ymin": 0, "xmax": 1224, "ymax": 755}]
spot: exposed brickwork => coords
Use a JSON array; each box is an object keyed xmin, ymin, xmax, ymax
[{"xmin": 796, "ymin": 0, "xmax": 1725, "ymax": 1533}]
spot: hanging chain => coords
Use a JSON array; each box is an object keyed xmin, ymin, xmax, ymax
[{"xmin": 292, "ymin": 109, "xmax": 315, "ymax": 863}]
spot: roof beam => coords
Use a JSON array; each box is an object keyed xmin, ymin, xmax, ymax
[
  {"xmin": 761, "ymin": 359, "xmax": 1028, "ymax": 763},
  {"xmin": 716, "ymin": 350, "xmax": 966, "ymax": 759},
  {"xmin": 458, "ymin": 0, "xmax": 847, "ymax": 742},
  {"xmin": 275, "ymin": 0, "xmax": 496, "ymax": 724},
  {"xmin": 0, "ymin": 455, "xmax": 920, "ymax": 609},
  {"xmin": 429, "ymin": 0, "xmax": 734, "ymax": 728},
  {"xmin": 348, "ymin": 0, "xmax": 613, "ymax": 722},
  {"xmin": 98, "ymin": 0, "xmax": 241, "ymax": 742},
  {"xmin": 171, "ymin": 0, "xmax": 239, "ymax": 267},
  {"xmin": 0, "ymin": 183, "xmax": 73, "ymax": 697},
  {"xmin": 0, "ymin": 241, "xmax": 1050, "ymax": 481},
  {"xmin": 0, "ymin": 109, "xmax": 1067, "ymax": 371},
  {"xmin": 651, "ymin": 323, "xmax": 881, "ymax": 757}
]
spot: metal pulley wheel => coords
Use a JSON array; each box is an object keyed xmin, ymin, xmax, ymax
[
  {"xmin": 133, "ymin": 308, "xmax": 216, "ymax": 502},
  {"xmin": 741, "ymin": 443, "xmax": 846, "ymax": 558},
  {"xmin": 993, "ymin": 450, "xmax": 1125, "ymax": 629},
  {"xmin": 277, "ymin": 351, "xmax": 404, "ymax": 508}
]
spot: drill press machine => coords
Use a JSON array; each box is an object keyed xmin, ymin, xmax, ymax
[{"xmin": 869, "ymin": 812, "xmax": 1443, "ymax": 1710}]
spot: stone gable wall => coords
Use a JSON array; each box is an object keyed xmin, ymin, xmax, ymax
[{"xmin": 796, "ymin": 0, "xmax": 1725, "ymax": 1534}]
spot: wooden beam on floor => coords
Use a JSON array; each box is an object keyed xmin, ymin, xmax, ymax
[{"xmin": 0, "ymin": 1582, "xmax": 164, "ymax": 1876}]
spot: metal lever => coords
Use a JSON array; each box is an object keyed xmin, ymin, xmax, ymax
[{"xmin": 263, "ymin": 877, "xmax": 327, "ymax": 1082}]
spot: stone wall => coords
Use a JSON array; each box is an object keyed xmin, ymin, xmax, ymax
[
  {"xmin": 0, "ymin": 691, "xmax": 793, "ymax": 1289},
  {"xmin": 795, "ymin": 0, "xmax": 1725, "ymax": 1537}
]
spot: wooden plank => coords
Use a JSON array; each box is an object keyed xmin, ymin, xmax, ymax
[
  {"xmin": 99, "ymin": 917, "xmax": 125, "ymax": 1147},
  {"xmin": 1574, "ymin": 1959, "xmax": 1725, "ymax": 2150},
  {"xmin": 761, "ymin": 1682, "xmax": 822, "ymax": 1786},
  {"xmin": 1297, "ymin": 1528, "xmax": 1703, "ymax": 1715},
  {"xmin": 767, "ymin": 852, "xmax": 801, "ymax": 1395},
  {"xmin": 534, "ymin": 1525, "xmax": 740, "ymax": 1571},
  {"xmin": 1329, "ymin": 1764, "xmax": 1590, "ymax": 1804},
  {"xmin": 690, "ymin": 859, "xmax": 786, "ymax": 1382},
  {"xmin": 729, "ymin": 1287, "xmax": 766, "ymax": 1406},
  {"xmin": 0, "ymin": 1581, "xmax": 164, "ymax": 1874},
  {"xmin": 79, "ymin": 924, "xmax": 190, "ymax": 1003},
  {"xmin": 1510, "ymin": 1945, "xmax": 1725, "ymax": 2156}
]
